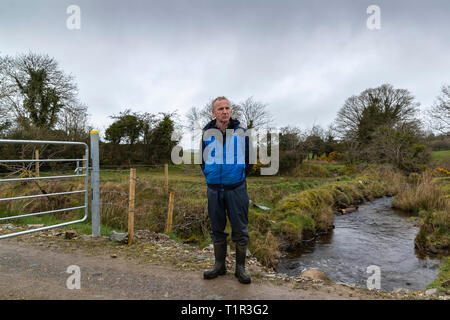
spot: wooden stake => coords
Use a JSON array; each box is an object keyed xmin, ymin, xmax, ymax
[
  {"xmin": 165, "ymin": 192, "xmax": 174, "ymax": 234},
  {"xmin": 164, "ymin": 163, "xmax": 169, "ymax": 194},
  {"xmin": 35, "ymin": 149, "xmax": 39, "ymax": 177},
  {"xmin": 128, "ymin": 168, "xmax": 136, "ymax": 245},
  {"xmin": 81, "ymin": 155, "xmax": 86, "ymax": 174}
]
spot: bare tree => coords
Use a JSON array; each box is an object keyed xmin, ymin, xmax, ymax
[
  {"xmin": 184, "ymin": 96, "xmax": 270, "ymax": 150},
  {"xmin": 335, "ymin": 83, "xmax": 420, "ymax": 143},
  {"xmin": 428, "ymin": 84, "xmax": 450, "ymax": 135},
  {"xmin": 185, "ymin": 98, "xmax": 241, "ymax": 137},
  {"xmin": 278, "ymin": 126, "xmax": 309, "ymax": 173},
  {"xmin": 304, "ymin": 124, "xmax": 326, "ymax": 159},
  {"xmin": 185, "ymin": 104, "xmax": 212, "ymax": 132},
  {"xmin": 367, "ymin": 122, "xmax": 430, "ymax": 171},
  {"xmin": 0, "ymin": 54, "xmax": 17, "ymax": 131},
  {"xmin": 0, "ymin": 52, "xmax": 78, "ymax": 130},
  {"xmin": 56, "ymin": 103, "xmax": 90, "ymax": 141},
  {"xmin": 236, "ymin": 96, "xmax": 271, "ymax": 129}
]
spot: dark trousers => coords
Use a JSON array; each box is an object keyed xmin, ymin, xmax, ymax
[{"xmin": 207, "ymin": 182, "xmax": 250, "ymax": 246}]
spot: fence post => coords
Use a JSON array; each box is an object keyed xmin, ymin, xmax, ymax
[
  {"xmin": 82, "ymin": 155, "xmax": 86, "ymax": 170},
  {"xmin": 128, "ymin": 168, "xmax": 136, "ymax": 245},
  {"xmin": 35, "ymin": 149, "xmax": 39, "ymax": 177},
  {"xmin": 164, "ymin": 163, "xmax": 169, "ymax": 194},
  {"xmin": 90, "ymin": 131, "xmax": 100, "ymax": 237},
  {"xmin": 165, "ymin": 192, "xmax": 174, "ymax": 234}
]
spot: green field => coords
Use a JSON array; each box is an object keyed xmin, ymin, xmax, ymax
[
  {"xmin": 431, "ymin": 150, "xmax": 450, "ymax": 162},
  {"xmin": 1, "ymin": 161, "xmax": 448, "ymax": 258},
  {"xmin": 1, "ymin": 159, "xmax": 449, "ymax": 291}
]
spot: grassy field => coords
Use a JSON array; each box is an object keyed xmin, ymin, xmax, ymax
[
  {"xmin": 0, "ymin": 162, "xmax": 447, "ymax": 248},
  {"xmin": 0, "ymin": 162, "xmax": 404, "ymax": 254},
  {"xmin": 1, "ymin": 159, "xmax": 449, "ymax": 291},
  {"xmin": 431, "ymin": 150, "xmax": 450, "ymax": 162}
]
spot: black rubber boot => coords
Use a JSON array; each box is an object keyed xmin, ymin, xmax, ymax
[
  {"xmin": 235, "ymin": 244, "xmax": 251, "ymax": 284},
  {"xmin": 203, "ymin": 241, "xmax": 227, "ymax": 279}
]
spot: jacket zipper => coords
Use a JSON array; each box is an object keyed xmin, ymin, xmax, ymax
[{"xmin": 220, "ymin": 130, "xmax": 225, "ymax": 191}]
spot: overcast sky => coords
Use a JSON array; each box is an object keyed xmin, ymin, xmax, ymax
[{"xmin": 1, "ymin": 0, "xmax": 449, "ymax": 145}]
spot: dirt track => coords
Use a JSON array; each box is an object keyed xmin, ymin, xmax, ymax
[{"xmin": 0, "ymin": 230, "xmax": 391, "ymax": 300}]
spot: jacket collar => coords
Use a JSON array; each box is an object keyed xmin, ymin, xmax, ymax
[{"xmin": 203, "ymin": 118, "xmax": 240, "ymax": 131}]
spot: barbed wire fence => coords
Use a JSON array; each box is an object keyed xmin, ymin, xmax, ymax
[
  {"xmin": 0, "ymin": 141, "xmax": 209, "ymax": 242},
  {"xmin": 97, "ymin": 163, "xmax": 209, "ymax": 243}
]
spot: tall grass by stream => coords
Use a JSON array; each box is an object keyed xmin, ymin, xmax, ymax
[{"xmin": 392, "ymin": 170, "xmax": 450, "ymax": 254}]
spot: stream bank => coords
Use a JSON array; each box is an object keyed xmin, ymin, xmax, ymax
[{"xmin": 275, "ymin": 197, "xmax": 441, "ymax": 291}]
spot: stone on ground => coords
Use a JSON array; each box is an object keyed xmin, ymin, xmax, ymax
[{"xmin": 300, "ymin": 269, "xmax": 330, "ymax": 281}]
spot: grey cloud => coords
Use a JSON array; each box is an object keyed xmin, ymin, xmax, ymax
[{"xmin": 0, "ymin": 0, "xmax": 449, "ymax": 135}]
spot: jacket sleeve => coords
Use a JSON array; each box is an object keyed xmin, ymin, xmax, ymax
[
  {"xmin": 200, "ymin": 130, "xmax": 205, "ymax": 174},
  {"xmin": 244, "ymin": 134, "xmax": 254, "ymax": 177}
]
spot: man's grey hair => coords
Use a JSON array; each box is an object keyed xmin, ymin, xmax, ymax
[{"xmin": 211, "ymin": 96, "xmax": 230, "ymax": 111}]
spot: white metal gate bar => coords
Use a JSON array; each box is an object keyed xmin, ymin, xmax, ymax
[
  {"xmin": 0, "ymin": 206, "xmax": 86, "ymax": 221},
  {"xmin": 0, "ymin": 174, "xmax": 87, "ymax": 183},
  {"xmin": 0, "ymin": 139, "xmax": 89, "ymax": 239},
  {"xmin": 0, "ymin": 159, "xmax": 86, "ymax": 163},
  {"xmin": 0, "ymin": 190, "xmax": 86, "ymax": 202}
]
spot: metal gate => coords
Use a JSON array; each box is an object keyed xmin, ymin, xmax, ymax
[{"xmin": 0, "ymin": 139, "xmax": 89, "ymax": 239}]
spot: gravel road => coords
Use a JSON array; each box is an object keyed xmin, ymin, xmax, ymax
[{"xmin": 0, "ymin": 239, "xmax": 379, "ymax": 300}]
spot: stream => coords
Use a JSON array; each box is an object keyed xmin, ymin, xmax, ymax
[{"xmin": 275, "ymin": 197, "xmax": 441, "ymax": 291}]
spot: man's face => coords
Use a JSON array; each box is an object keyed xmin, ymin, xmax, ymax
[{"xmin": 212, "ymin": 99, "xmax": 231, "ymax": 123}]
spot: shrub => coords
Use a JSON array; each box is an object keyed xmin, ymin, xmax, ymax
[
  {"xmin": 278, "ymin": 151, "xmax": 304, "ymax": 175},
  {"xmin": 248, "ymin": 230, "xmax": 280, "ymax": 267},
  {"xmin": 415, "ymin": 210, "xmax": 450, "ymax": 253},
  {"xmin": 293, "ymin": 163, "xmax": 331, "ymax": 178},
  {"xmin": 392, "ymin": 170, "xmax": 448, "ymax": 213}
]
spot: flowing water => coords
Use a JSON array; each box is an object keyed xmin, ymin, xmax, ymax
[{"xmin": 275, "ymin": 197, "xmax": 441, "ymax": 291}]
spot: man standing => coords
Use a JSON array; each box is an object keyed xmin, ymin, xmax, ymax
[{"xmin": 200, "ymin": 96, "xmax": 253, "ymax": 284}]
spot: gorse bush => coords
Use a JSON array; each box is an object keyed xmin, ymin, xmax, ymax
[
  {"xmin": 436, "ymin": 167, "xmax": 450, "ymax": 177},
  {"xmin": 318, "ymin": 151, "xmax": 343, "ymax": 162},
  {"xmin": 293, "ymin": 162, "xmax": 331, "ymax": 178}
]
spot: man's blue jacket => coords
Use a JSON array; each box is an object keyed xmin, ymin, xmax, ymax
[{"xmin": 200, "ymin": 118, "xmax": 253, "ymax": 189}]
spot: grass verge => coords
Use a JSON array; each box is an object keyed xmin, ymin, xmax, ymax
[{"xmin": 392, "ymin": 170, "xmax": 449, "ymax": 254}]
